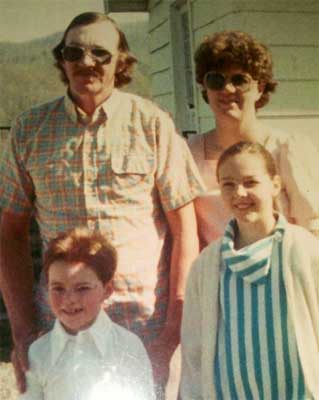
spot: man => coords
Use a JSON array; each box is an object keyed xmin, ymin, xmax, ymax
[{"xmin": 0, "ymin": 12, "xmax": 204, "ymax": 396}]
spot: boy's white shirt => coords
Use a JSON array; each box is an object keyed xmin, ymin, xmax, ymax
[
  {"xmin": 180, "ymin": 222, "xmax": 319, "ymax": 400},
  {"xmin": 20, "ymin": 310, "xmax": 155, "ymax": 400}
]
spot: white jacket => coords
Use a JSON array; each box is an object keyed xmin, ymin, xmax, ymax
[{"xmin": 181, "ymin": 223, "xmax": 319, "ymax": 399}]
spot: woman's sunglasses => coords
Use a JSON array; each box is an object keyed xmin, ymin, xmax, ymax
[
  {"xmin": 204, "ymin": 71, "xmax": 253, "ymax": 92},
  {"xmin": 61, "ymin": 46, "xmax": 113, "ymax": 64}
]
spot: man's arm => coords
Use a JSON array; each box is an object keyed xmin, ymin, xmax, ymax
[
  {"xmin": 0, "ymin": 210, "xmax": 37, "ymax": 392},
  {"xmin": 146, "ymin": 201, "xmax": 199, "ymax": 384}
]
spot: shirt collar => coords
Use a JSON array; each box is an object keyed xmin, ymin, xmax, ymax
[
  {"xmin": 50, "ymin": 310, "xmax": 113, "ymax": 367},
  {"xmin": 64, "ymin": 89, "xmax": 121, "ymax": 125},
  {"xmin": 273, "ymin": 212, "xmax": 286, "ymax": 238},
  {"xmin": 221, "ymin": 213, "xmax": 287, "ymax": 284}
]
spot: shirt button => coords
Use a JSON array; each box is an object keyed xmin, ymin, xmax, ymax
[
  {"xmin": 274, "ymin": 231, "xmax": 283, "ymax": 241},
  {"xmin": 87, "ymin": 170, "xmax": 95, "ymax": 182}
]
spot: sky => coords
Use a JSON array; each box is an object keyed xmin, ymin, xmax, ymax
[{"xmin": 0, "ymin": 0, "xmax": 148, "ymax": 42}]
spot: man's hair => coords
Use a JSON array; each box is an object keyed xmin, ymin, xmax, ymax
[
  {"xmin": 52, "ymin": 11, "xmax": 137, "ymax": 87},
  {"xmin": 44, "ymin": 227, "xmax": 117, "ymax": 285},
  {"xmin": 216, "ymin": 141, "xmax": 278, "ymax": 181},
  {"xmin": 195, "ymin": 30, "xmax": 277, "ymax": 108}
]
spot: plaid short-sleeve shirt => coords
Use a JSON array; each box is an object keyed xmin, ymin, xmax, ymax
[{"xmin": 0, "ymin": 90, "xmax": 205, "ymax": 341}]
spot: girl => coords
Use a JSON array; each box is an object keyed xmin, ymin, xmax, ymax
[{"xmin": 181, "ymin": 141, "xmax": 319, "ymax": 400}]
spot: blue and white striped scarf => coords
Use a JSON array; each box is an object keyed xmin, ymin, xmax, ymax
[{"xmin": 221, "ymin": 216, "xmax": 285, "ymax": 284}]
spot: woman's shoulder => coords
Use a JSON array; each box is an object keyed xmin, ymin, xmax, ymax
[
  {"xmin": 265, "ymin": 125, "xmax": 319, "ymax": 182},
  {"xmin": 264, "ymin": 125, "xmax": 313, "ymax": 152},
  {"xmin": 263, "ymin": 126, "xmax": 291, "ymax": 149}
]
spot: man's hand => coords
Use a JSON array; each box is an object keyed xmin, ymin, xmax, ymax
[
  {"xmin": 146, "ymin": 321, "xmax": 180, "ymax": 386},
  {"xmin": 11, "ymin": 332, "xmax": 38, "ymax": 393},
  {"xmin": 145, "ymin": 300, "xmax": 183, "ymax": 390}
]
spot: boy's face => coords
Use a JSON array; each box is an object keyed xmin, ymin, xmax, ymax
[{"xmin": 48, "ymin": 260, "xmax": 111, "ymax": 335}]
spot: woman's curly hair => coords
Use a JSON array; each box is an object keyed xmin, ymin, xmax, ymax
[
  {"xmin": 195, "ymin": 30, "xmax": 277, "ymax": 108},
  {"xmin": 52, "ymin": 12, "xmax": 137, "ymax": 88}
]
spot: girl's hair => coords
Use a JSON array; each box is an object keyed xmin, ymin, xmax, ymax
[
  {"xmin": 216, "ymin": 141, "xmax": 278, "ymax": 180},
  {"xmin": 44, "ymin": 227, "xmax": 117, "ymax": 285},
  {"xmin": 195, "ymin": 30, "xmax": 277, "ymax": 108}
]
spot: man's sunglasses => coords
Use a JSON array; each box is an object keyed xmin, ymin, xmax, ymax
[
  {"xmin": 61, "ymin": 46, "xmax": 113, "ymax": 64},
  {"xmin": 204, "ymin": 71, "xmax": 253, "ymax": 92}
]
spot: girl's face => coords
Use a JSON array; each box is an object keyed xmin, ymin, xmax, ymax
[
  {"xmin": 48, "ymin": 261, "xmax": 111, "ymax": 334},
  {"xmin": 204, "ymin": 65, "xmax": 263, "ymax": 121},
  {"xmin": 218, "ymin": 152, "xmax": 281, "ymax": 226}
]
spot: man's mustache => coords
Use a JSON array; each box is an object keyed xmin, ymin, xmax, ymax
[{"xmin": 74, "ymin": 67, "xmax": 101, "ymax": 77}]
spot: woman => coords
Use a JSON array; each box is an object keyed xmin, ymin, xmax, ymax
[{"xmin": 188, "ymin": 30, "xmax": 319, "ymax": 248}]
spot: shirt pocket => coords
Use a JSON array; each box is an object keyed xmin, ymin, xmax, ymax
[
  {"xmin": 111, "ymin": 153, "xmax": 155, "ymax": 175},
  {"xmin": 108, "ymin": 153, "xmax": 155, "ymax": 206}
]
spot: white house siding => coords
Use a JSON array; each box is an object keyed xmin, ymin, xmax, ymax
[
  {"xmin": 148, "ymin": 0, "xmax": 319, "ymax": 143},
  {"xmin": 148, "ymin": 0, "xmax": 176, "ymax": 114}
]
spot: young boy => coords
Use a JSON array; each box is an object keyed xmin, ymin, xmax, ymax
[{"xmin": 20, "ymin": 227, "xmax": 155, "ymax": 400}]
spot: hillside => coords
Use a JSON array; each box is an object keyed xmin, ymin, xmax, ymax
[{"xmin": 0, "ymin": 20, "xmax": 150, "ymax": 125}]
